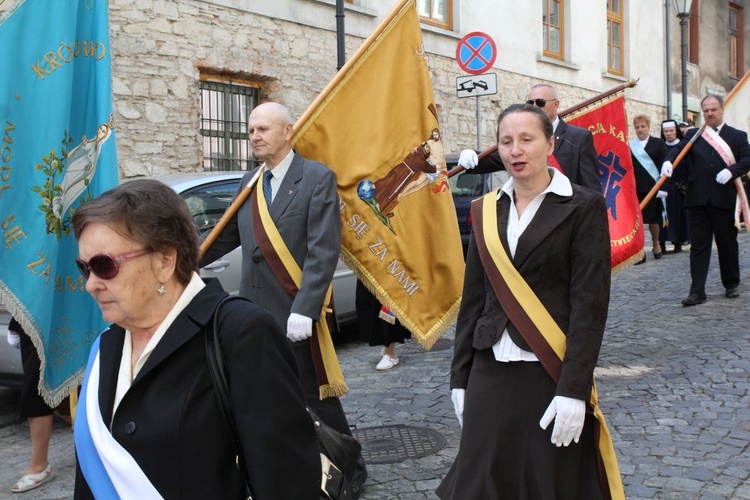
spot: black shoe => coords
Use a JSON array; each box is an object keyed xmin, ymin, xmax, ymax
[
  {"xmin": 673, "ymin": 244, "xmax": 682, "ymax": 253},
  {"xmin": 682, "ymin": 294, "xmax": 707, "ymax": 306},
  {"xmin": 726, "ymin": 287, "xmax": 740, "ymax": 299},
  {"xmin": 634, "ymin": 255, "xmax": 646, "ymax": 265},
  {"xmin": 653, "ymin": 251, "xmax": 663, "ymax": 260}
]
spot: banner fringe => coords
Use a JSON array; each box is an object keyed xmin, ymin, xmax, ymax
[
  {"xmin": 339, "ymin": 250, "xmax": 461, "ymax": 351},
  {"xmin": 0, "ymin": 286, "xmax": 84, "ymax": 408}
]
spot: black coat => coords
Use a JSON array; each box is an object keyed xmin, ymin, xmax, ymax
[
  {"xmin": 74, "ymin": 279, "xmax": 321, "ymax": 500},
  {"xmin": 631, "ymin": 135, "xmax": 668, "ymax": 193},
  {"xmin": 450, "ymin": 185, "xmax": 611, "ymax": 401},
  {"xmin": 667, "ymin": 125, "xmax": 750, "ymax": 210}
]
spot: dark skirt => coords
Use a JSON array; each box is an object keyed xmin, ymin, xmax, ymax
[
  {"xmin": 355, "ymin": 281, "xmax": 411, "ymax": 347},
  {"xmin": 660, "ymin": 181, "xmax": 690, "ymax": 244},
  {"xmin": 638, "ymin": 191, "xmax": 664, "ymax": 225},
  {"xmin": 436, "ymin": 349, "xmax": 603, "ymax": 500},
  {"xmin": 12, "ymin": 318, "xmax": 55, "ymax": 418}
]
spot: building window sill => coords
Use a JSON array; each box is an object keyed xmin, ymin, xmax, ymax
[
  {"xmin": 536, "ymin": 54, "xmax": 580, "ymax": 71},
  {"xmin": 309, "ymin": 0, "xmax": 377, "ymax": 17}
]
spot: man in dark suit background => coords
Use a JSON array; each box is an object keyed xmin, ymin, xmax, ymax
[
  {"xmin": 200, "ymin": 102, "xmax": 366, "ymax": 493},
  {"xmin": 662, "ymin": 94, "xmax": 750, "ymax": 306},
  {"xmin": 458, "ymin": 83, "xmax": 602, "ymax": 192}
]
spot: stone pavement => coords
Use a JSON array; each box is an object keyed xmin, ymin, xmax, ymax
[{"xmin": 0, "ymin": 231, "xmax": 749, "ymax": 499}]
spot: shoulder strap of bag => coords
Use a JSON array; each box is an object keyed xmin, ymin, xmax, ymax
[{"xmin": 205, "ymin": 294, "xmax": 255, "ymax": 500}]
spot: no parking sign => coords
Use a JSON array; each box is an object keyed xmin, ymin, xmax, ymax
[{"xmin": 455, "ymin": 31, "xmax": 496, "ymax": 75}]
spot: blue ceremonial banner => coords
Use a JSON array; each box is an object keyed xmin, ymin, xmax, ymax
[{"xmin": 0, "ymin": 0, "xmax": 118, "ymax": 405}]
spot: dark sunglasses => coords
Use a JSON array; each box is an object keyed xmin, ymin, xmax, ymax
[
  {"xmin": 75, "ymin": 248, "xmax": 152, "ymax": 280},
  {"xmin": 526, "ymin": 98, "xmax": 557, "ymax": 108}
]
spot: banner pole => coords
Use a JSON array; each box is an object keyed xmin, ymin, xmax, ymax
[
  {"xmin": 639, "ymin": 67, "xmax": 750, "ymax": 209},
  {"xmin": 447, "ymin": 79, "xmax": 638, "ymax": 178},
  {"xmin": 199, "ymin": 0, "xmax": 412, "ymax": 258}
]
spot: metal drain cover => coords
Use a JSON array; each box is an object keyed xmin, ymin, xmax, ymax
[
  {"xmin": 399, "ymin": 337, "xmax": 454, "ymax": 354},
  {"xmin": 352, "ymin": 425, "xmax": 447, "ymax": 464}
]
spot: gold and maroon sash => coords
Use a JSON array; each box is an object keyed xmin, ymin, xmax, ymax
[
  {"xmin": 702, "ymin": 127, "xmax": 750, "ymax": 228},
  {"xmin": 471, "ymin": 191, "xmax": 624, "ymax": 500},
  {"xmin": 249, "ymin": 169, "xmax": 347, "ymax": 399}
]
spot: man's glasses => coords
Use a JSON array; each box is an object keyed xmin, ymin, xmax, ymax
[
  {"xmin": 75, "ymin": 248, "xmax": 152, "ymax": 280},
  {"xmin": 526, "ymin": 98, "xmax": 557, "ymax": 108}
]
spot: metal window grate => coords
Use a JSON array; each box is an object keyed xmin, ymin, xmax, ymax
[{"xmin": 200, "ymin": 81, "xmax": 260, "ymax": 172}]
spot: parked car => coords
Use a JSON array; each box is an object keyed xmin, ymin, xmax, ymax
[
  {"xmin": 0, "ymin": 162, "xmax": 483, "ymax": 388},
  {"xmin": 152, "ymin": 172, "xmax": 359, "ymax": 330},
  {"xmin": 445, "ymin": 153, "xmax": 486, "ymax": 252}
]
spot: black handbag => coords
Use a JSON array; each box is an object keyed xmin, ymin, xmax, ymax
[{"xmin": 205, "ymin": 295, "xmax": 362, "ymax": 500}]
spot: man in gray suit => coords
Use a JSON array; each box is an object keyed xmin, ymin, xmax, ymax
[
  {"xmin": 200, "ymin": 102, "xmax": 366, "ymax": 492},
  {"xmin": 458, "ymin": 83, "xmax": 602, "ymax": 192}
]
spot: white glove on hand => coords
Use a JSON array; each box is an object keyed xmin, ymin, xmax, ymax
[
  {"xmin": 539, "ymin": 395, "xmax": 586, "ymax": 447},
  {"xmin": 286, "ymin": 313, "xmax": 313, "ymax": 342},
  {"xmin": 661, "ymin": 161, "xmax": 673, "ymax": 178},
  {"xmin": 451, "ymin": 388, "xmax": 465, "ymax": 428},
  {"xmin": 656, "ymin": 190, "xmax": 668, "ymax": 199},
  {"xmin": 7, "ymin": 330, "xmax": 20, "ymax": 349},
  {"xmin": 716, "ymin": 168, "xmax": 732, "ymax": 185},
  {"xmin": 458, "ymin": 149, "xmax": 478, "ymax": 170}
]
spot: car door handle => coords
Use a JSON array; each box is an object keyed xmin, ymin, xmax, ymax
[{"xmin": 202, "ymin": 259, "xmax": 231, "ymax": 271}]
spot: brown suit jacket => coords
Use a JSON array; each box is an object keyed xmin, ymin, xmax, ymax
[{"xmin": 450, "ymin": 185, "xmax": 611, "ymax": 400}]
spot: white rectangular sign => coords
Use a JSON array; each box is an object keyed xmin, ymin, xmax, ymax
[{"xmin": 456, "ymin": 73, "xmax": 497, "ymax": 98}]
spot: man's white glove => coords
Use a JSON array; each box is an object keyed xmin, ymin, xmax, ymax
[
  {"xmin": 7, "ymin": 330, "xmax": 20, "ymax": 349},
  {"xmin": 716, "ymin": 168, "xmax": 733, "ymax": 185},
  {"xmin": 451, "ymin": 388, "xmax": 465, "ymax": 428},
  {"xmin": 539, "ymin": 395, "xmax": 585, "ymax": 447},
  {"xmin": 458, "ymin": 149, "xmax": 478, "ymax": 170},
  {"xmin": 661, "ymin": 161, "xmax": 673, "ymax": 178},
  {"xmin": 656, "ymin": 190, "xmax": 668, "ymax": 199},
  {"xmin": 286, "ymin": 313, "xmax": 313, "ymax": 342}
]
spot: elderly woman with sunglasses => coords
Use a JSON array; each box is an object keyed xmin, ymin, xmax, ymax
[{"xmin": 71, "ymin": 179, "xmax": 320, "ymax": 499}]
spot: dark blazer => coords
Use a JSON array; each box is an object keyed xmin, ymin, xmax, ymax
[
  {"xmin": 631, "ymin": 135, "xmax": 668, "ymax": 193},
  {"xmin": 667, "ymin": 124, "xmax": 750, "ymax": 210},
  {"xmin": 74, "ymin": 279, "xmax": 321, "ymax": 500},
  {"xmin": 450, "ymin": 186, "xmax": 611, "ymax": 401},
  {"xmin": 200, "ymin": 152, "xmax": 342, "ymax": 331},
  {"xmin": 475, "ymin": 118, "xmax": 602, "ymax": 192}
]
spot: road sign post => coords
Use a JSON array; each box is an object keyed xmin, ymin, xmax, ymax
[{"xmin": 456, "ymin": 32, "xmax": 497, "ymax": 150}]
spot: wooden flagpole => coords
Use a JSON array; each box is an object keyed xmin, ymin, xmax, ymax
[
  {"xmin": 639, "ymin": 67, "xmax": 750, "ymax": 209},
  {"xmin": 200, "ymin": 0, "xmax": 412, "ymax": 257},
  {"xmin": 447, "ymin": 79, "xmax": 639, "ymax": 178}
]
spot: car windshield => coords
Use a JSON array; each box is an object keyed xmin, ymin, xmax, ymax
[{"xmin": 183, "ymin": 182, "xmax": 239, "ymax": 234}]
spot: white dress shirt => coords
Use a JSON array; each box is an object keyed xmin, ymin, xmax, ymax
[{"xmin": 491, "ymin": 168, "xmax": 573, "ymax": 362}]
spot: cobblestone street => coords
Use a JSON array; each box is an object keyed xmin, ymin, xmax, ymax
[{"xmin": 1, "ymin": 232, "xmax": 749, "ymax": 499}]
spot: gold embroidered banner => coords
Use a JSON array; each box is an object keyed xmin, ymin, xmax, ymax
[{"xmin": 292, "ymin": 0, "xmax": 464, "ymax": 349}]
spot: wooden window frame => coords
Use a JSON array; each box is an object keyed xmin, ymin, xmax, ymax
[
  {"xmin": 607, "ymin": 0, "xmax": 625, "ymax": 76},
  {"xmin": 543, "ymin": 0, "xmax": 565, "ymax": 60},
  {"xmin": 729, "ymin": 3, "xmax": 744, "ymax": 79},
  {"xmin": 417, "ymin": 0, "xmax": 453, "ymax": 30},
  {"xmin": 688, "ymin": 0, "xmax": 699, "ymax": 64}
]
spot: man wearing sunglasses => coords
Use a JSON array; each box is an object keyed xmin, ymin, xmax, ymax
[{"xmin": 458, "ymin": 83, "xmax": 602, "ymax": 192}]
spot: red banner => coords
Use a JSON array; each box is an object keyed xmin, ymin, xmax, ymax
[{"xmin": 567, "ymin": 94, "xmax": 644, "ymax": 270}]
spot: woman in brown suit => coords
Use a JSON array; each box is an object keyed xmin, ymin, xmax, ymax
[{"xmin": 437, "ymin": 103, "xmax": 616, "ymax": 499}]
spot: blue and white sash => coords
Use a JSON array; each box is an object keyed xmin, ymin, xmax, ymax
[
  {"xmin": 74, "ymin": 334, "xmax": 164, "ymax": 499},
  {"xmin": 630, "ymin": 138, "xmax": 667, "ymax": 220},
  {"xmin": 630, "ymin": 138, "xmax": 661, "ymax": 182}
]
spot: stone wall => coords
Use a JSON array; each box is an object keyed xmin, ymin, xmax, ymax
[{"xmin": 110, "ymin": 0, "xmax": 665, "ymax": 177}]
